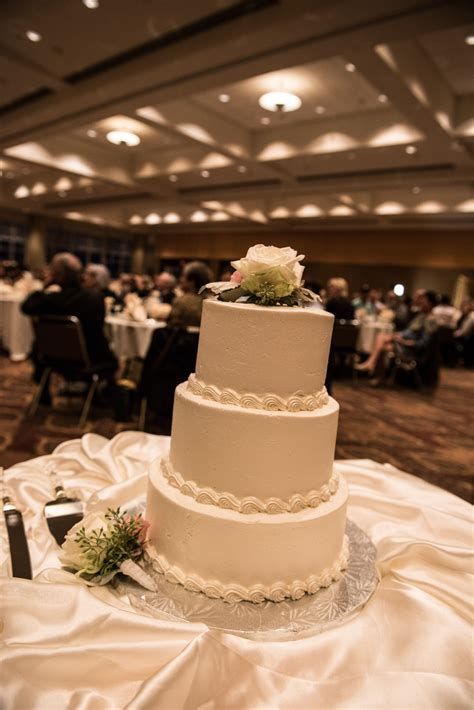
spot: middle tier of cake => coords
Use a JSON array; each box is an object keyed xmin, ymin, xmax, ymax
[{"xmin": 168, "ymin": 382, "xmax": 339, "ymax": 506}]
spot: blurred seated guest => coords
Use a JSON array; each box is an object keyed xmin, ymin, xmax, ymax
[
  {"xmin": 454, "ymin": 300, "xmax": 474, "ymax": 367},
  {"xmin": 352, "ymin": 285, "xmax": 383, "ymax": 317},
  {"xmin": 83, "ymin": 263, "xmax": 121, "ymax": 311},
  {"xmin": 134, "ymin": 274, "xmax": 152, "ymax": 299},
  {"xmin": 432, "ymin": 294, "xmax": 460, "ymax": 328},
  {"xmin": 22, "ymin": 253, "xmax": 117, "ymax": 398},
  {"xmin": 355, "ymin": 290, "xmax": 438, "ymax": 375},
  {"xmin": 167, "ymin": 261, "xmax": 213, "ymax": 328},
  {"xmin": 385, "ymin": 289, "xmax": 410, "ymax": 330},
  {"xmin": 325, "ymin": 277, "xmax": 354, "ymax": 320},
  {"xmin": 154, "ymin": 271, "xmax": 177, "ymax": 304}
]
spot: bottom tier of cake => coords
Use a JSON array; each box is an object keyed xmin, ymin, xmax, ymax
[{"xmin": 145, "ymin": 459, "xmax": 349, "ymax": 603}]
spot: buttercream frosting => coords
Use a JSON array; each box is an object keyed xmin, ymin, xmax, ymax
[
  {"xmin": 146, "ymin": 536, "xmax": 349, "ymax": 603},
  {"xmin": 161, "ymin": 457, "xmax": 340, "ymax": 514},
  {"xmin": 187, "ymin": 373, "xmax": 329, "ymax": 412}
]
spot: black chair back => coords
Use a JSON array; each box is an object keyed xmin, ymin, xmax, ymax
[
  {"xmin": 331, "ymin": 320, "xmax": 360, "ymax": 351},
  {"xmin": 32, "ymin": 315, "xmax": 91, "ymax": 370}
]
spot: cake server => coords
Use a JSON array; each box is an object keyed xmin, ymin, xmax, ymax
[
  {"xmin": 44, "ymin": 466, "xmax": 84, "ymax": 546},
  {"xmin": 1, "ymin": 467, "xmax": 32, "ymax": 579}
]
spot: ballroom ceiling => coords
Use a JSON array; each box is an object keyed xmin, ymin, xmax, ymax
[{"xmin": 1, "ymin": 0, "xmax": 474, "ymax": 232}]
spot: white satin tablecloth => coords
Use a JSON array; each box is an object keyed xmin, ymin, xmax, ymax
[
  {"xmin": 105, "ymin": 315, "xmax": 166, "ymax": 359},
  {"xmin": 1, "ymin": 431, "xmax": 472, "ymax": 709},
  {"xmin": 0, "ymin": 294, "xmax": 33, "ymax": 361}
]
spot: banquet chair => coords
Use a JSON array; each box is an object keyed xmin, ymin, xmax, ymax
[
  {"xmin": 386, "ymin": 330, "xmax": 441, "ymax": 390},
  {"xmin": 138, "ymin": 325, "xmax": 200, "ymax": 432},
  {"xmin": 326, "ymin": 319, "xmax": 361, "ymax": 393},
  {"xmin": 27, "ymin": 315, "xmax": 113, "ymax": 427}
]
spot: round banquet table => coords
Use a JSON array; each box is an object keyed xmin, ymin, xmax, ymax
[
  {"xmin": 1, "ymin": 432, "xmax": 472, "ymax": 710},
  {"xmin": 105, "ymin": 315, "xmax": 166, "ymax": 359},
  {"xmin": 357, "ymin": 320, "xmax": 394, "ymax": 354},
  {"xmin": 0, "ymin": 294, "xmax": 33, "ymax": 361}
]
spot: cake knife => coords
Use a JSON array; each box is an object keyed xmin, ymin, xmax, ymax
[
  {"xmin": 43, "ymin": 466, "xmax": 84, "ymax": 546},
  {"xmin": 1, "ymin": 467, "xmax": 32, "ymax": 580}
]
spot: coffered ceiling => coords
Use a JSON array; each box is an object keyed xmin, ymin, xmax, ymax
[{"xmin": 1, "ymin": 0, "xmax": 474, "ymax": 233}]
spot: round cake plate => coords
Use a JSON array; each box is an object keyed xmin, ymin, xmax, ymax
[{"xmin": 118, "ymin": 520, "xmax": 379, "ymax": 641}]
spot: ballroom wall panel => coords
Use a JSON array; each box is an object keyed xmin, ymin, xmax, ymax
[{"xmin": 152, "ymin": 229, "xmax": 474, "ymax": 269}]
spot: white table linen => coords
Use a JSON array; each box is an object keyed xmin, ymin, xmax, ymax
[
  {"xmin": 0, "ymin": 294, "xmax": 33, "ymax": 361},
  {"xmin": 1, "ymin": 431, "xmax": 472, "ymax": 709},
  {"xmin": 105, "ymin": 315, "xmax": 166, "ymax": 359},
  {"xmin": 357, "ymin": 320, "xmax": 394, "ymax": 354}
]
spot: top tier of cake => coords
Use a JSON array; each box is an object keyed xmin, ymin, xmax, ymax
[{"xmin": 195, "ymin": 299, "xmax": 334, "ymax": 400}]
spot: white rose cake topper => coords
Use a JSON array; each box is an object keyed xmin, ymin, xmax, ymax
[{"xmin": 202, "ymin": 244, "xmax": 319, "ymax": 306}]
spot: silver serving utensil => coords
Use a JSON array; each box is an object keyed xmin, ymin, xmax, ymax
[
  {"xmin": 1, "ymin": 467, "xmax": 32, "ymax": 579},
  {"xmin": 44, "ymin": 466, "xmax": 84, "ymax": 546}
]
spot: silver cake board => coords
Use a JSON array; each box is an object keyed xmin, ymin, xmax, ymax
[{"xmin": 118, "ymin": 520, "xmax": 379, "ymax": 641}]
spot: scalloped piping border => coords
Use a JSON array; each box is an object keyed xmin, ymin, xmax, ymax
[
  {"xmin": 187, "ymin": 373, "xmax": 329, "ymax": 412},
  {"xmin": 161, "ymin": 458, "xmax": 339, "ymax": 514},
  {"xmin": 146, "ymin": 536, "xmax": 349, "ymax": 603}
]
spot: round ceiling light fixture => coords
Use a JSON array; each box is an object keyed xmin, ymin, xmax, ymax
[
  {"xmin": 218, "ymin": 93, "xmax": 231, "ymax": 103},
  {"xmin": 83, "ymin": 0, "xmax": 100, "ymax": 8},
  {"xmin": 106, "ymin": 130, "xmax": 141, "ymax": 147},
  {"xmin": 393, "ymin": 283, "xmax": 405, "ymax": 297},
  {"xmin": 405, "ymin": 144, "xmax": 417, "ymax": 155},
  {"xmin": 258, "ymin": 91, "xmax": 302, "ymax": 113},
  {"xmin": 465, "ymin": 35, "xmax": 474, "ymax": 45}
]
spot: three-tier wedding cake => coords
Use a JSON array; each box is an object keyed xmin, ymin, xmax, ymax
[{"xmin": 146, "ymin": 245, "xmax": 349, "ymax": 603}]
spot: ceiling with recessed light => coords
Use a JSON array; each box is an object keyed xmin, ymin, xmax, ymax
[{"xmin": 0, "ymin": 0, "xmax": 474, "ymax": 232}]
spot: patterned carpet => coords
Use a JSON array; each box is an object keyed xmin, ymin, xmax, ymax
[{"xmin": 0, "ymin": 353, "xmax": 472, "ymax": 502}]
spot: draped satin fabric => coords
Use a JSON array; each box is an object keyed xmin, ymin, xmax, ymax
[{"xmin": 1, "ymin": 433, "xmax": 472, "ymax": 709}]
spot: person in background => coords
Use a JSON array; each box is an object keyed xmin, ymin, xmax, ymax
[
  {"xmin": 385, "ymin": 289, "xmax": 410, "ymax": 330},
  {"xmin": 355, "ymin": 289, "xmax": 438, "ymax": 374},
  {"xmin": 21, "ymin": 253, "xmax": 117, "ymax": 401},
  {"xmin": 167, "ymin": 261, "xmax": 213, "ymax": 328},
  {"xmin": 154, "ymin": 272, "xmax": 178, "ymax": 304},
  {"xmin": 325, "ymin": 277, "xmax": 354, "ymax": 320},
  {"xmin": 454, "ymin": 300, "xmax": 474, "ymax": 367},
  {"xmin": 432, "ymin": 294, "xmax": 460, "ymax": 328},
  {"xmin": 352, "ymin": 285, "xmax": 383, "ymax": 317}
]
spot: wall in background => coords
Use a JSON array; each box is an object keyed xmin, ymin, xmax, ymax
[
  {"xmin": 152, "ymin": 228, "xmax": 474, "ymax": 270},
  {"xmin": 153, "ymin": 228, "xmax": 474, "ymax": 295}
]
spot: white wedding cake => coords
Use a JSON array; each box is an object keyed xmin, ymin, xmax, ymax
[{"xmin": 146, "ymin": 246, "xmax": 348, "ymax": 603}]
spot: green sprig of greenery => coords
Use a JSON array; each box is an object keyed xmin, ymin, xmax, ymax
[{"xmin": 75, "ymin": 508, "xmax": 144, "ymax": 579}]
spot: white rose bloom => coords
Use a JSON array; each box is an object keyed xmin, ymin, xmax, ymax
[
  {"xmin": 59, "ymin": 512, "xmax": 113, "ymax": 575},
  {"xmin": 231, "ymin": 244, "xmax": 305, "ymax": 294}
]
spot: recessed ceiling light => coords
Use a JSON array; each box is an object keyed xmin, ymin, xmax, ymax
[
  {"xmin": 345, "ymin": 62, "xmax": 356, "ymax": 72},
  {"xmin": 218, "ymin": 93, "xmax": 230, "ymax": 103},
  {"xmin": 237, "ymin": 165, "xmax": 247, "ymax": 173},
  {"xmin": 26, "ymin": 30, "xmax": 42, "ymax": 42},
  {"xmin": 14, "ymin": 185, "xmax": 29, "ymax": 199},
  {"xmin": 259, "ymin": 91, "xmax": 302, "ymax": 113},
  {"xmin": 260, "ymin": 117, "xmax": 270, "ymax": 125},
  {"xmin": 315, "ymin": 105, "xmax": 326, "ymax": 114},
  {"xmin": 129, "ymin": 215, "xmax": 143, "ymax": 225},
  {"xmin": 83, "ymin": 0, "xmax": 99, "ymax": 8},
  {"xmin": 465, "ymin": 35, "xmax": 474, "ymax": 45},
  {"xmin": 378, "ymin": 94, "xmax": 388, "ymax": 103},
  {"xmin": 164, "ymin": 212, "xmax": 180, "ymax": 223},
  {"xmin": 405, "ymin": 145, "xmax": 417, "ymax": 154},
  {"xmin": 87, "ymin": 129, "xmax": 98, "ymax": 138},
  {"xmin": 145, "ymin": 213, "xmax": 161, "ymax": 225},
  {"xmin": 106, "ymin": 130, "xmax": 141, "ymax": 146},
  {"xmin": 201, "ymin": 170, "xmax": 210, "ymax": 178},
  {"xmin": 412, "ymin": 186, "xmax": 421, "ymax": 194},
  {"xmin": 191, "ymin": 210, "xmax": 208, "ymax": 222},
  {"xmin": 169, "ymin": 174, "xmax": 178, "ymax": 182}
]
